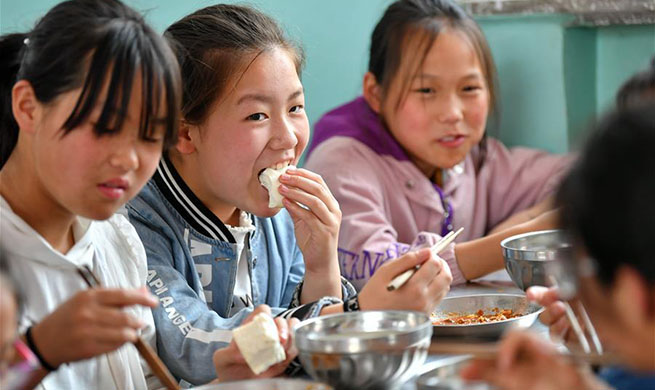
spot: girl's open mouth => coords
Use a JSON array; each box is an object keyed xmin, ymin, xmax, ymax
[{"xmin": 438, "ymin": 135, "xmax": 466, "ymax": 148}]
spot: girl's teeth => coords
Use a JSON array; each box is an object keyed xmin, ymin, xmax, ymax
[{"xmin": 442, "ymin": 136, "xmax": 456, "ymax": 142}]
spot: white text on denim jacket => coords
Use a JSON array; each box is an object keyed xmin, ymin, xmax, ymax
[
  {"xmin": 338, "ymin": 243, "xmax": 410, "ymax": 280},
  {"xmin": 147, "ymin": 269, "xmax": 193, "ymax": 336}
]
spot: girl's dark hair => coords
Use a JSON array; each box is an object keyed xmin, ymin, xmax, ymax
[
  {"xmin": 369, "ymin": 0, "xmax": 498, "ymax": 112},
  {"xmin": 164, "ymin": 4, "xmax": 304, "ymax": 125},
  {"xmin": 0, "ymin": 0, "xmax": 181, "ymax": 168},
  {"xmin": 369, "ymin": 0, "xmax": 498, "ymax": 169},
  {"xmin": 616, "ymin": 56, "xmax": 655, "ymax": 109},
  {"xmin": 556, "ymin": 104, "xmax": 655, "ymax": 285}
]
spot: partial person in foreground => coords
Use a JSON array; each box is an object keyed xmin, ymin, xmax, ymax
[
  {"xmin": 521, "ymin": 54, "xmax": 655, "ymax": 347},
  {"xmin": 461, "ymin": 104, "xmax": 655, "ymax": 390},
  {"xmin": 0, "ymin": 256, "xmax": 40, "ymax": 390}
]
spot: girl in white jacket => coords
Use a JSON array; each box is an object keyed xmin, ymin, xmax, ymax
[{"xmin": 0, "ymin": 0, "xmax": 182, "ymax": 388}]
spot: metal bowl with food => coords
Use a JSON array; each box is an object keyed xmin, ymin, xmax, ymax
[
  {"xmin": 431, "ymin": 294, "xmax": 543, "ymax": 340},
  {"xmin": 294, "ymin": 310, "xmax": 432, "ymax": 390},
  {"xmin": 192, "ymin": 378, "xmax": 331, "ymax": 390},
  {"xmin": 501, "ymin": 229, "xmax": 573, "ymax": 291}
]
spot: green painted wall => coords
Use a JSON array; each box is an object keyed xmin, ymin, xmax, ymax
[
  {"xmin": 596, "ymin": 24, "xmax": 655, "ymax": 113},
  {"xmin": 563, "ymin": 26, "xmax": 597, "ymax": 147},
  {"xmin": 476, "ymin": 14, "xmax": 574, "ymax": 153},
  {"xmin": 1, "ymin": 0, "xmax": 653, "ymax": 155}
]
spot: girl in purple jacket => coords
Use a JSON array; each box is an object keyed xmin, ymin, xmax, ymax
[{"xmin": 305, "ymin": 0, "xmax": 571, "ymax": 290}]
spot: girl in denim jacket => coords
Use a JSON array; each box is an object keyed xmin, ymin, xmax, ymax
[{"xmin": 126, "ymin": 4, "xmax": 452, "ymax": 386}]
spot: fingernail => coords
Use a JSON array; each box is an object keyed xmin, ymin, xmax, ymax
[
  {"xmin": 146, "ymin": 293, "xmax": 158, "ymax": 306},
  {"xmin": 279, "ymin": 184, "xmax": 288, "ymax": 193},
  {"xmin": 280, "ymin": 174, "xmax": 290, "ymax": 181}
]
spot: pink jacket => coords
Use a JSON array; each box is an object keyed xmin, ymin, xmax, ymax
[{"xmin": 305, "ymin": 96, "xmax": 572, "ymax": 290}]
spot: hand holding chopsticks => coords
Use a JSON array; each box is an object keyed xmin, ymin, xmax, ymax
[
  {"xmin": 429, "ymin": 340, "xmax": 619, "ymax": 367},
  {"xmin": 455, "ymin": 332, "xmax": 619, "ymax": 390},
  {"xmin": 77, "ymin": 266, "xmax": 180, "ymax": 390},
  {"xmin": 529, "ymin": 282, "xmax": 603, "ymax": 356},
  {"xmin": 387, "ymin": 227, "xmax": 464, "ymax": 291}
]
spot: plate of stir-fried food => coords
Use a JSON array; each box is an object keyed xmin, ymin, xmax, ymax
[{"xmin": 431, "ymin": 294, "xmax": 543, "ymax": 339}]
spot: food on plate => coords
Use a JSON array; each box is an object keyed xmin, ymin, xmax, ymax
[
  {"xmin": 431, "ymin": 307, "xmax": 522, "ymax": 325},
  {"xmin": 259, "ymin": 165, "xmax": 295, "ymax": 208},
  {"xmin": 232, "ymin": 313, "xmax": 286, "ymax": 374}
]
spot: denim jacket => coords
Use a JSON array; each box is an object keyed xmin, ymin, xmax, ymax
[{"xmin": 126, "ymin": 157, "xmax": 354, "ymax": 386}]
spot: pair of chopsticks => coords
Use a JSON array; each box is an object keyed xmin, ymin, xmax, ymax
[
  {"xmin": 387, "ymin": 227, "xmax": 464, "ymax": 291},
  {"xmin": 547, "ymin": 276, "xmax": 603, "ymax": 355},
  {"xmin": 428, "ymin": 341, "xmax": 619, "ymax": 367},
  {"xmin": 77, "ymin": 266, "xmax": 180, "ymax": 390}
]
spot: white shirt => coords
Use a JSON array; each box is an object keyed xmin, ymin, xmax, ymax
[
  {"xmin": 226, "ymin": 211, "xmax": 255, "ymax": 313},
  {"xmin": 0, "ymin": 196, "xmax": 160, "ymax": 390}
]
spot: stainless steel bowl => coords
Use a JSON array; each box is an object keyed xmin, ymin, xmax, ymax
[
  {"xmin": 431, "ymin": 294, "xmax": 543, "ymax": 340},
  {"xmin": 501, "ymin": 230, "xmax": 573, "ymax": 291},
  {"xmin": 294, "ymin": 311, "xmax": 432, "ymax": 390},
  {"xmin": 191, "ymin": 378, "xmax": 331, "ymax": 390}
]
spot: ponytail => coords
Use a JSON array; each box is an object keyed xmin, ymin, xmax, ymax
[{"xmin": 0, "ymin": 33, "xmax": 27, "ymax": 168}]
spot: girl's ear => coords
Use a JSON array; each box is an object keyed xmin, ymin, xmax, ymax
[
  {"xmin": 362, "ymin": 72, "xmax": 383, "ymax": 114},
  {"xmin": 175, "ymin": 120, "xmax": 198, "ymax": 154},
  {"xmin": 11, "ymin": 80, "xmax": 38, "ymax": 134}
]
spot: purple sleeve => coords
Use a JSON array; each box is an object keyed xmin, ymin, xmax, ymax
[
  {"xmin": 481, "ymin": 139, "xmax": 574, "ymax": 230},
  {"xmin": 305, "ymin": 141, "xmax": 466, "ymax": 290}
]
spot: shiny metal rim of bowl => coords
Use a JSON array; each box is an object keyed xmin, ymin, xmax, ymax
[
  {"xmin": 190, "ymin": 378, "xmax": 332, "ymax": 390},
  {"xmin": 501, "ymin": 229, "xmax": 573, "ymax": 261},
  {"xmin": 431, "ymin": 294, "xmax": 543, "ymax": 329},
  {"xmin": 293, "ymin": 310, "xmax": 433, "ymax": 354}
]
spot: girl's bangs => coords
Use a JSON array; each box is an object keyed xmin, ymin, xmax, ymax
[
  {"xmin": 390, "ymin": 25, "xmax": 441, "ymax": 110},
  {"xmin": 62, "ymin": 20, "xmax": 180, "ymax": 146}
]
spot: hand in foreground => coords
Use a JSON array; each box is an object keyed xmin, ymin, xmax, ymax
[
  {"xmin": 212, "ymin": 305, "xmax": 298, "ymax": 382},
  {"xmin": 527, "ymin": 286, "xmax": 586, "ymax": 348},
  {"xmin": 460, "ymin": 331, "xmax": 609, "ymax": 390},
  {"xmin": 280, "ymin": 168, "xmax": 342, "ymax": 300},
  {"xmin": 279, "ymin": 168, "xmax": 340, "ymax": 274},
  {"xmin": 358, "ymin": 248, "xmax": 452, "ymax": 315},
  {"xmin": 30, "ymin": 287, "xmax": 158, "ymax": 368}
]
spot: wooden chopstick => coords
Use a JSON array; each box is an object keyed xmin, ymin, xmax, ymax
[
  {"xmin": 133, "ymin": 338, "xmax": 180, "ymax": 390},
  {"xmin": 387, "ymin": 227, "xmax": 464, "ymax": 291},
  {"xmin": 428, "ymin": 341, "xmax": 620, "ymax": 366},
  {"xmin": 77, "ymin": 266, "xmax": 180, "ymax": 390}
]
